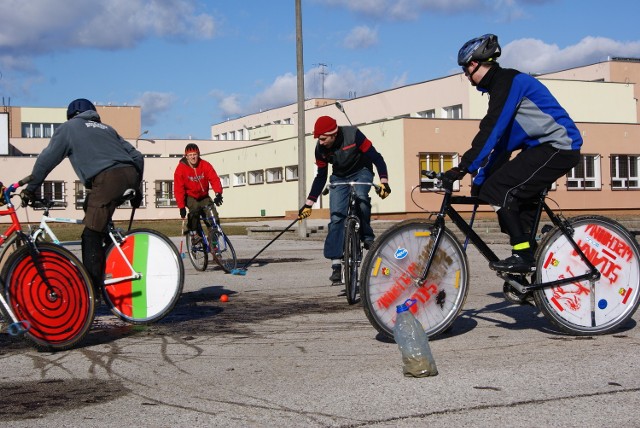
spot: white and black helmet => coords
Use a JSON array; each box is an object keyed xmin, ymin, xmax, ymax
[{"xmin": 457, "ymin": 34, "xmax": 501, "ymax": 66}]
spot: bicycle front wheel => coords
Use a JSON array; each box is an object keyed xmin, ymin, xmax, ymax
[
  {"xmin": 186, "ymin": 229, "xmax": 208, "ymax": 271},
  {"xmin": 360, "ymin": 219, "xmax": 470, "ymax": 340},
  {"xmin": 344, "ymin": 218, "xmax": 360, "ymax": 305},
  {"xmin": 104, "ymin": 228, "xmax": 184, "ymax": 324},
  {"xmin": 534, "ymin": 215, "xmax": 640, "ymax": 335},
  {"xmin": 1, "ymin": 242, "xmax": 95, "ymax": 351},
  {"xmin": 210, "ymin": 228, "xmax": 237, "ymax": 273}
]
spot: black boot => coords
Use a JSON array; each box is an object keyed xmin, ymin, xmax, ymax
[
  {"xmin": 330, "ymin": 265, "xmax": 342, "ymax": 284},
  {"xmin": 81, "ymin": 228, "xmax": 107, "ymax": 303},
  {"xmin": 489, "ymin": 251, "xmax": 536, "ymax": 273}
]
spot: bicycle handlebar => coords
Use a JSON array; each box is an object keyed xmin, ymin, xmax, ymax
[
  {"xmin": 3, "ymin": 175, "xmax": 32, "ymax": 206},
  {"xmin": 322, "ymin": 181, "xmax": 380, "ymax": 196}
]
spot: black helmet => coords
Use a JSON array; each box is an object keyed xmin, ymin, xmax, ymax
[
  {"xmin": 457, "ymin": 34, "xmax": 501, "ymax": 66},
  {"xmin": 66, "ymin": 98, "xmax": 96, "ymax": 120}
]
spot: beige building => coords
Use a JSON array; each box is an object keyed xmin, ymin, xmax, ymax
[{"xmin": 1, "ymin": 58, "xmax": 639, "ymax": 224}]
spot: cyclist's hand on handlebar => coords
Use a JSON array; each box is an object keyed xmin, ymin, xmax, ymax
[
  {"xmin": 442, "ymin": 167, "xmax": 466, "ymax": 189},
  {"xmin": 179, "ymin": 207, "xmax": 187, "ymax": 218},
  {"xmin": 20, "ymin": 189, "xmax": 35, "ymax": 207},
  {"xmin": 214, "ymin": 193, "xmax": 223, "ymax": 207},
  {"xmin": 376, "ymin": 182, "xmax": 391, "ymax": 199},
  {"xmin": 298, "ymin": 204, "xmax": 312, "ymax": 220}
]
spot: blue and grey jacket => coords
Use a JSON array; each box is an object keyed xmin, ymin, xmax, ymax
[{"xmin": 458, "ymin": 65, "xmax": 583, "ymax": 186}]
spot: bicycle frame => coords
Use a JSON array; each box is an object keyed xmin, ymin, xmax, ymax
[
  {"xmin": 197, "ymin": 205, "xmax": 226, "ymax": 253},
  {"xmin": 31, "ymin": 203, "xmax": 140, "ymax": 285},
  {"xmin": 420, "ymin": 182, "xmax": 601, "ymax": 295}
]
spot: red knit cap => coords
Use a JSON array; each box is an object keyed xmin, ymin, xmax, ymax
[{"xmin": 313, "ymin": 116, "xmax": 338, "ymax": 138}]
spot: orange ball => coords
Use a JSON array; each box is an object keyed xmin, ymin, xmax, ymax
[{"xmin": 220, "ymin": 294, "xmax": 229, "ymax": 302}]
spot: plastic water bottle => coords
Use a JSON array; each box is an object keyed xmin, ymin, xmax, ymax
[{"xmin": 393, "ymin": 298, "xmax": 438, "ymax": 377}]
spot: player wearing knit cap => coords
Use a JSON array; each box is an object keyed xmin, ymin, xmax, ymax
[{"xmin": 299, "ymin": 115, "xmax": 391, "ymax": 284}]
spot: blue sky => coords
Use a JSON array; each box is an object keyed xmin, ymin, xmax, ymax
[{"xmin": 1, "ymin": 0, "xmax": 640, "ymax": 139}]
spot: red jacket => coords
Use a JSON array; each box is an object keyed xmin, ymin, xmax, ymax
[{"xmin": 173, "ymin": 157, "xmax": 222, "ymax": 209}]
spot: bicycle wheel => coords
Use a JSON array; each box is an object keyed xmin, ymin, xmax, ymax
[
  {"xmin": 0, "ymin": 242, "xmax": 95, "ymax": 351},
  {"xmin": 343, "ymin": 218, "xmax": 360, "ymax": 305},
  {"xmin": 210, "ymin": 228, "xmax": 237, "ymax": 273},
  {"xmin": 104, "ymin": 228, "xmax": 184, "ymax": 324},
  {"xmin": 533, "ymin": 215, "xmax": 640, "ymax": 335},
  {"xmin": 360, "ymin": 219, "xmax": 470, "ymax": 340},
  {"xmin": 186, "ymin": 229, "xmax": 208, "ymax": 271}
]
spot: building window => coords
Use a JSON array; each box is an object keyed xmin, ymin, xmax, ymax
[
  {"xmin": 442, "ymin": 105, "xmax": 462, "ymax": 119},
  {"xmin": 33, "ymin": 180, "xmax": 66, "ymax": 208},
  {"xmin": 248, "ymin": 170, "xmax": 264, "ymax": 185},
  {"xmin": 417, "ymin": 109, "xmax": 435, "ymax": 118},
  {"xmin": 266, "ymin": 167, "xmax": 283, "ymax": 183},
  {"xmin": 611, "ymin": 155, "xmax": 640, "ymax": 189},
  {"xmin": 155, "ymin": 180, "xmax": 176, "ymax": 207},
  {"xmin": 567, "ymin": 154, "xmax": 601, "ymax": 190},
  {"xmin": 118, "ymin": 181, "xmax": 147, "ymax": 209},
  {"xmin": 285, "ymin": 165, "xmax": 298, "ymax": 181},
  {"xmin": 220, "ymin": 174, "xmax": 230, "ymax": 188},
  {"xmin": 419, "ymin": 153, "xmax": 459, "ymax": 191},
  {"xmin": 21, "ymin": 123, "xmax": 60, "ymax": 138},
  {"xmin": 234, "ymin": 172, "xmax": 246, "ymax": 187},
  {"xmin": 74, "ymin": 181, "xmax": 87, "ymax": 210}
]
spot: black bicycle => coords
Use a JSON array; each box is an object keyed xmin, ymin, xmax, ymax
[
  {"xmin": 360, "ymin": 171, "xmax": 640, "ymax": 339},
  {"xmin": 324, "ymin": 181, "xmax": 380, "ymax": 304},
  {"xmin": 186, "ymin": 204, "xmax": 237, "ymax": 273}
]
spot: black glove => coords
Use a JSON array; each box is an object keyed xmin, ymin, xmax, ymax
[
  {"xmin": 131, "ymin": 188, "xmax": 143, "ymax": 208},
  {"xmin": 179, "ymin": 207, "xmax": 187, "ymax": 218},
  {"xmin": 376, "ymin": 183, "xmax": 391, "ymax": 199},
  {"xmin": 298, "ymin": 204, "xmax": 312, "ymax": 220},
  {"xmin": 20, "ymin": 189, "xmax": 36, "ymax": 207},
  {"xmin": 214, "ymin": 193, "xmax": 223, "ymax": 207},
  {"xmin": 442, "ymin": 167, "xmax": 466, "ymax": 189}
]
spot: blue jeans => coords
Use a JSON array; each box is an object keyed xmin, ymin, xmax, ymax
[{"xmin": 324, "ymin": 169, "xmax": 375, "ymax": 260}]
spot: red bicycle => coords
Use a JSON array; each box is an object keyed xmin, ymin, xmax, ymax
[{"xmin": 0, "ymin": 177, "xmax": 95, "ymax": 351}]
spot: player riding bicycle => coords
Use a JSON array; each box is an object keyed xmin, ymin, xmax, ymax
[
  {"xmin": 298, "ymin": 116, "xmax": 391, "ymax": 283},
  {"xmin": 174, "ymin": 143, "xmax": 223, "ymax": 243},
  {"xmin": 443, "ymin": 34, "xmax": 582, "ymax": 274}
]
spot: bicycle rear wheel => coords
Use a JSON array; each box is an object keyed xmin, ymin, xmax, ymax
[
  {"xmin": 104, "ymin": 228, "xmax": 184, "ymax": 324},
  {"xmin": 344, "ymin": 218, "xmax": 360, "ymax": 305},
  {"xmin": 186, "ymin": 229, "xmax": 208, "ymax": 271},
  {"xmin": 210, "ymin": 228, "xmax": 237, "ymax": 273},
  {"xmin": 360, "ymin": 219, "xmax": 470, "ymax": 340},
  {"xmin": 534, "ymin": 215, "xmax": 640, "ymax": 335},
  {"xmin": 1, "ymin": 242, "xmax": 95, "ymax": 351}
]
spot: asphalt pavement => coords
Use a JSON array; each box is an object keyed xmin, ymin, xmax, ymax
[{"xmin": 1, "ymin": 231, "xmax": 640, "ymax": 427}]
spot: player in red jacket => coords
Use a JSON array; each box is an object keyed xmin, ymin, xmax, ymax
[{"xmin": 173, "ymin": 143, "xmax": 223, "ymax": 238}]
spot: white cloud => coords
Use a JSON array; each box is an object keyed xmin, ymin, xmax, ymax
[
  {"xmin": 502, "ymin": 36, "xmax": 640, "ymax": 74},
  {"xmin": 344, "ymin": 26, "xmax": 378, "ymax": 50},
  {"xmin": 314, "ymin": 0, "xmax": 485, "ymax": 20},
  {"xmin": 214, "ymin": 66, "xmax": 388, "ymax": 119},
  {"xmin": 0, "ymin": 0, "xmax": 216, "ymax": 66},
  {"xmin": 133, "ymin": 91, "xmax": 176, "ymax": 126}
]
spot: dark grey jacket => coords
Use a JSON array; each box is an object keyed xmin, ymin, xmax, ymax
[{"xmin": 27, "ymin": 110, "xmax": 144, "ymax": 192}]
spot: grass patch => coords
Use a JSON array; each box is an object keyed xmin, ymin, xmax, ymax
[{"xmin": 24, "ymin": 219, "xmax": 249, "ymax": 243}]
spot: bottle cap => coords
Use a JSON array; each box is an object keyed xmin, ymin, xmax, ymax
[{"xmin": 395, "ymin": 298, "xmax": 417, "ymax": 313}]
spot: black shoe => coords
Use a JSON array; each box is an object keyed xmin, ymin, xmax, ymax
[
  {"xmin": 489, "ymin": 254, "xmax": 535, "ymax": 274},
  {"xmin": 330, "ymin": 266, "xmax": 342, "ymax": 283},
  {"xmin": 363, "ymin": 239, "xmax": 374, "ymax": 250},
  {"xmin": 190, "ymin": 233, "xmax": 202, "ymax": 246}
]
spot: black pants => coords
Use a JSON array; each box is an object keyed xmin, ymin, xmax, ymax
[
  {"xmin": 82, "ymin": 166, "xmax": 140, "ymax": 294},
  {"xmin": 478, "ymin": 145, "xmax": 580, "ymax": 243}
]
